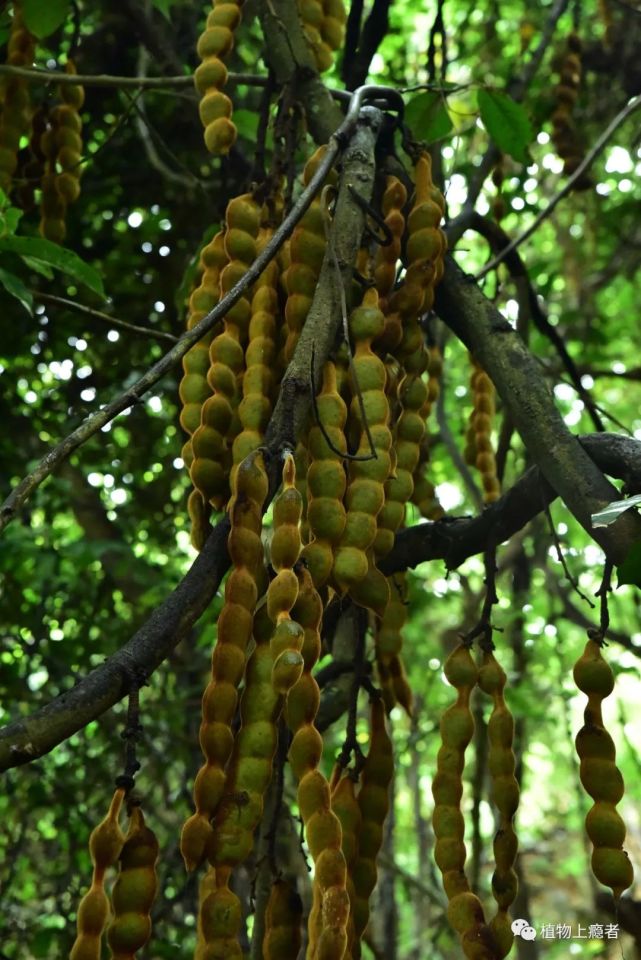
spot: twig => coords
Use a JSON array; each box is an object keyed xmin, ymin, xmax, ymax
[
  {"xmin": 463, "ymin": 547, "xmax": 499, "ymax": 649},
  {"xmin": 476, "ymin": 94, "xmax": 641, "ymax": 280},
  {"xmin": 115, "ymin": 679, "xmax": 143, "ymax": 793},
  {"xmin": 435, "ymin": 367, "xmax": 484, "ymax": 510},
  {"xmin": 336, "ymin": 610, "xmax": 367, "ymax": 769},
  {"xmin": 33, "ymin": 291, "xmax": 178, "ymax": 343},
  {"xmin": 0, "ymin": 63, "xmax": 268, "ymax": 89},
  {"xmin": 542, "ymin": 497, "xmax": 594, "ymax": 606},
  {"xmin": 592, "ymin": 560, "xmax": 613, "ymax": 644}
]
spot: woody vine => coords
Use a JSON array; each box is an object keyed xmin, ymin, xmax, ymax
[{"xmin": 1, "ymin": 1, "xmax": 640, "ymax": 958}]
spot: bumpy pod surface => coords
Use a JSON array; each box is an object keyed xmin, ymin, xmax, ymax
[
  {"xmin": 285, "ymin": 567, "xmax": 349, "ymax": 960},
  {"xmin": 297, "ymin": 0, "xmax": 334, "ymax": 72},
  {"xmin": 351, "ymin": 698, "xmax": 393, "ymax": 956},
  {"xmin": 268, "ymin": 454, "xmax": 305, "ymax": 694},
  {"xmin": 195, "ymin": 0, "xmax": 243, "ymax": 155},
  {"xmin": 263, "ymin": 879, "xmax": 303, "ymax": 960},
  {"xmin": 320, "ymin": 0, "xmax": 347, "ymax": 52},
  {"xmin": 181, "ymin": 450, "xmax": 268, "ymax": 872},
  {"xmin": 190, "ymin": 192, "xmax": 261, "ymax": 507},
  {"xmin": 230, "ymin": 243, "xmax": 279, "ymax": 487},
  {"xmin": 331, "ymin": 767, "xmax": 362, "ymax": 956},
  {"xmin": 432, "ymin": 645, "xmax": 499, "ymax": 955},
  {"xmin": 70, "ymin": 789, "xmax": 126, "ymax": 960},
  {"xmin": 333, "ymin": 289, "xmax": 391, "ymax": 604},
  {"xmin": 477, "ymin": 650, "xmax": 519, "ymax": 958},
  {"xmin": 386, "ymin": 152, "xmax": 446, "ymax": 370},
  {"xmin": 180, "ymin": 231, "xmax": 228, "ymax": 527},
  {"xmin": 303, "ymin": 361, "xmax": 348, "ymax": 588},
  {"xmin": 282, "ymin": 147, "xmax": 333, "ymax": 363},
  {"xmin": 373, "ymin": 175, "xmax": 407, "ymax": 328},
  {"xmin": 468, "ymin": 358, "xmax": 500, "ymax": 503},
  {"xmin": 106, "ymin": 806, "xmax": 158, "ymax": 960},
  {"xmin": 573, "ymin": 637, "xmax": 633, "ymax": 899},
  {"xmin": 375, "ymin": 575, "xmax": 413, "ymax": 716},
  {"xmin": 202, "ymin": 598, "xmax": 286, "ymax": 958},
  {"xmin": 0, "ymin": 8, "xmax": 35, "ymax": 194}
]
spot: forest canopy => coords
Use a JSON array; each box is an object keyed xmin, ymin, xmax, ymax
[{"xmin": 1, "ymin": 0, "xmax": 640, "ymax": 959}]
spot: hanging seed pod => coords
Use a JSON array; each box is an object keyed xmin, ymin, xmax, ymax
[
  {"xmin": 351, "ymin": 698, "xmax": 394, "ymax": 956},
  {"xmin": 70, "ymin": 789, "xmax": 126, "ymax": 960},
  {"xmin": 303, "ymin": 360, "xmax": 348, "ymax": 588},
  {"xmin": 375, "ymin": 575, "xmax": 413, "ymax": 716},
  {"xmin": 195, "ymin": 868, "xmax": 217, "ymax": 960},
  {"xmin": 282, "ymin": 147, "xmax": 334, "ymax": 363},
  {"xmin": 181, "ymin": 450, "xmax": 268, "ymax": 872},
  {"xmin": 190, "ymin": 192, "xmax": 261, "ymax": 507},
  {"xmin": 194, "ymin": 0, "xmax": 243, "ymax": 155},
  {"xmin": 477, "ymin": 650, "xmax": 520, "ymax": 959},
  {"xmin": 285, "ymin": 567, "xmax": 350, "ymax": 960},
  {"xmin": 106, "ymin": 806, "xmax": 159, "ymax": 960},
  {"xmin": 333, "ymin": 289, "xmax": 392, "ymax": 604},
  {"xmin": 374, "ymin": 176, "xmax": 407, "ymax": 322},
  {"xmin": 263, "ymin": 879, "xmax": 303, "ymax": 960},
  {"xmin": 468, "ymin": 358, "xmax": 500, "ymax": 504},
  {"xmin": 230, "ymin": 241, "xmax": 280, "ymax": 488},
  {"xmin": 0, "ymin": 6, "xmax": 36, "ymax": 195},
  {"xmin": 202, "ymin": 598, "xmax": 286, "ymax": 959},
  {"xmin": 331, "ymin": 767, "xmax": 362, "ymax": 957},
  {"xmin": 297, "ymin": 0, "xmax": 334, "ymax": 72},
  {"xmin": 550, "ymin": 33, "xmax": 591, "ymax": 189},
  {"xmin": 320, "ymin": 0, "xmax": 347, "ymax": 53},
  {"xmin": 432, "ymin": 644, "xmax": 499, "ymax": 957},
  {"xmin": 411, "ymin": 346, "xmax": 444, "ymax": 520},
  {"xmin": 573, "ymin": 637, "xmax": 633, "ymax": 900},
  {"xmin": 180, "ymin": 231, "xmax": 228, "ymax": 531}
]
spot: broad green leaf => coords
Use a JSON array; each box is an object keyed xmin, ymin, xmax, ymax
[
  {"xmin": 1, "ymin": 205, "xmax": 23, "ymax": 235},
  {"xmin": 405, "ymin": 91, "xmax": 453, "ymax": 143},
  {"xmin": 151, "ymin": 0, "xmax": 173, "ymax": 19},
  {"xmin": 591, "ymin": 494, "xmax": 641, "ymax": 528},
  {"xmin": 22, "ymin": 256, "xmax": 55, "ymax": 280},
  {"xmin": 617, "ymin": 541, "xmax": 641, "ymax": 588},
  {"xmin": 22, "ymin": 0, "xmax": 70, "ymax": 38},
  {"xmin": 0, "ymin": 266, "xmax": 33, "ymax": 313},
  {"xmin": 0, "ymin": 236, "xmax": 105, "ymax": 298},
  {"xmin": 477, "ymin": 88, "xmax": 533, "ymax": 164}
]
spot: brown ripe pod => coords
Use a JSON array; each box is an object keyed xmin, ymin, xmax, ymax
[
  {"xmin": 573, "ymin": 635, "xmax": 633, "ymax": 900},
  {"xmin": 0, "ymin": 9, "xmax": 36, "ymax": 194},
  {"xmin": 263, "ymin": 879, "xmax": 303, "ymax": 960},
  {"xmin": 181, "ymin": 450, "xmax": 268, "ymax": 872},
  {"xmin": 195, "ymin": 2, "xmax": 243, "ymax": 155},
  {"xmin": 284, "ymin": 567, "xmax": 349, "ymax": 960},
  {"xmin": 70, "ymin": 789, "xmax": 126, "ymax": 960},
  {"xmin": 466, "ymin": 357, "xmax": 500, "ymax": 503},
  {"xmin": 106, "ymin": 806, "xmax": 159, "ymax": 959}
]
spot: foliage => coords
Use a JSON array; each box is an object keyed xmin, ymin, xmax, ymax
[{"xmin": 1, "ymin": 0, "xmax": 640, "ymax": 959}]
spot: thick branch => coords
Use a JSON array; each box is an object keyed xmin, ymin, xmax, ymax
[
  {"xmin": 2, "ymin": 432, "xmax": 638, "ymax": 773},
  {"xmin": 434, "ymin": 259, "xmax": 641, "ymax": 563}
]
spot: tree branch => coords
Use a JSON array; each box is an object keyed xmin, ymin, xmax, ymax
[
  {"xmin": 2, "ymin": 432, "xmax": 638, "ymax": 773},
  {"xmin": 434, "ymin": 258, "xmax": 641, "ymax": 563},
  {"xmin": 0, "ymin": 63, "xmax": 268, "ymax": 89},
  {"xmin": 33, "ymin": 292, "xmax": 177, "ymax": 344}
]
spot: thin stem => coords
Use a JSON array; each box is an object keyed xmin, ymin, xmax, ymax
[
  {"xmin": 0, "ymin": 63, "xmax": 268, "ymax": 89},
  {"xmin": 33, "ymin": 292, "xmax": 178, "ymax": 344}
]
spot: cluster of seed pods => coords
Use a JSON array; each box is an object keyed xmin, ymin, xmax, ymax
[
  {"xmin": 181, "ymin": 450, "xmax": 268, "ymax": 872},
  {"xmin": 573, "ymin": 636, "xmax": 633, "ymax": 898}
]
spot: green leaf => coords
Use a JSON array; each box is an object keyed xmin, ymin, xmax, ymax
[
  {"xmin": 2, "ymin": 205, "xmax": 23, "ymax": 235},
  {"xmin": 150, "ymin": 0, "xmax": 173, "ymax": 19},
  {"xmin": 0, "ymin": 236, "xmax": 105, "ymax": 298},
  {"xmin": 233, "ymin": 109, "xmax": 260, "ymax": 142},
  {"xmin": 405, "ymin": 91, "xmax": 453, "ymax": 143},
  {"xmin": 591, "ymin": 493, "xmax": 641, "ymax": 528},
  {"xmin": 22, "ymin": 255, "xmax": 55, "ymax": 279},
  {"xmin": 22, "ymin": 0, "xmax": 71, "ymax": 38},
  {"xmin": 0, "ymin": 266, "xmax": 33, "ymax": 313},
  {"xmin": 617, "ymin": 541, "xmax": 641, "ymax": 588},
  {"xmin": 477, "ymin": 88, "xmax": 533, "ymax": 164}
]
